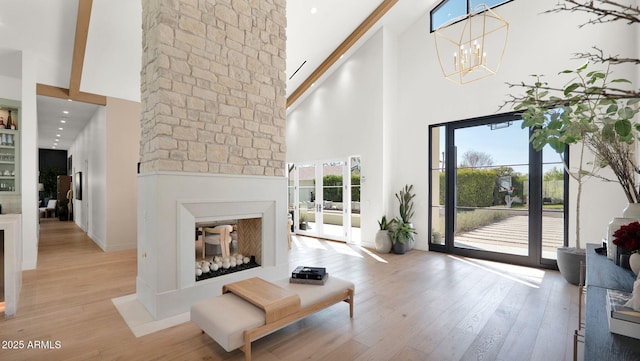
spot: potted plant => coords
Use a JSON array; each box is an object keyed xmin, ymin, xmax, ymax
[
  {"xmin": 389, "ymin": 220, "xmax": 417, "ymax": 254},
  {"xmin": 507, "ymin": 1, "xmax": 640, "ymax": 284},
  {"xmin": 299, "ymin": 213, "xmax": 308, "ymax": 230},
  {"xmin": 431, "ymin": 229, "xmax": 442, "ymax": 244},
  {"xmin": 510, "ymin": 65, "xmax": 638, "ymax": 284},
  {"xmin": 395, "ymin": 184, "xmax": 416, "ymax": 249},
  {"xmin": 375, "ymin": 215, "xmax": 394, "ymax": 253}
]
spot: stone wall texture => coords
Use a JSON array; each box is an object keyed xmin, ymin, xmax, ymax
[{"xmin": 140, "ymin": 0, "xmax": 286, "ymax": 176}]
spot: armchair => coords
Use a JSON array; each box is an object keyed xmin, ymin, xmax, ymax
[{"xmin": 39, "ymin": 199, "xmax": 57, "ymax": 218}]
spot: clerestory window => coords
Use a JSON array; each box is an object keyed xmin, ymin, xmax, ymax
[{"xmin": 430, "ymin": 0, "xmax": 513, "ymax": 32}]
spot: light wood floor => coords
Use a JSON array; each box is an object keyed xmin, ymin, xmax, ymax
[{"xmin": 0, "ymin": 219, "xmax": 579, "ymax": 360}]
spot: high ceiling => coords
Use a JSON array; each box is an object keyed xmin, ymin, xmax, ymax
[{"xmin": 0, "ymin": 0, "xmax": 436, "ymax": 150}]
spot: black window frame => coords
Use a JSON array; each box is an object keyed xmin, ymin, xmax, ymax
[
  {"xmin": 428, "ymin": 111, "xmax": 569, "ymax": 270},
  {"xmin": 429, "ymin": 0, "xmax": 515, "ymax": 32}
]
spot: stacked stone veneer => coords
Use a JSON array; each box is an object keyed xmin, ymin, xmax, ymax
[{"xmin": 140, "ymin": 0, "xmax": 286, "ymax": 176}]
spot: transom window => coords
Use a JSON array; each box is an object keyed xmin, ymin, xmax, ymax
[{"xmin": 430, "ymin": 0, "xmax": 513, "ymax": 32}]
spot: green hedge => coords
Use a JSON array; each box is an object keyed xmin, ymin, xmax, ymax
[
  {"xmin": 439, "ymin": 168, "xmax": 526, "ymax": 207},
  {"xmin": 456, "ymin": 169, "xmax": 496, "ymax": 207},
  {"xmin": 322, "ymin": 174, "xmax": 361, "ymax": 202}
]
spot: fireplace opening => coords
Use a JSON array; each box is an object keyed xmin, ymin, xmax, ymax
[{"xmin": 194, "ymin": 217, "xmax": 262, "ymax": 282}]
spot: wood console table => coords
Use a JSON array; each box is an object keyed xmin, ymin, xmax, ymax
[{"xmin": 585, "ymin": 244, "xmax": 640, "ymax": 360}]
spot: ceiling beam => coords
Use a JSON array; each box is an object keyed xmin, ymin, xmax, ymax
[
  {"xmin": 36, "ymin": 83, "xmax": 107, "ymax": 106},
  {"xmin": 286, "ymin": 0, "xmax": 399, "ymax": 108},
  {"xmin": 69, "ymin": 0, "xmax": 93, "ymax": 98}
]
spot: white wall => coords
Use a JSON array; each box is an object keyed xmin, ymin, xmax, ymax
[
  {"xmin": 287, "ymin": 29, "xmax": 385, "ymax": 248},
  {"xmin": 20, "ymin": 51, "xmax": 38, "ymax": 269},
  {"xmin": 105, "ymin": 97, "xmax": 140, "ymax": 251},
  {"xmin": 288, "ymin": 0, "xmax": 638, "ymax": 251},
  {"xmin": 69, "ymin": 106, "xmax": 107, "ymax": 249}
]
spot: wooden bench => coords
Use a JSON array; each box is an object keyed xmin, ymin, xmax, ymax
[{"xmin": 190, "ymin": 276, "xmax": 355, "ymax": 361}]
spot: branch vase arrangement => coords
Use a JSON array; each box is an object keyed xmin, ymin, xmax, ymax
[{"xmin": 507, "ymin": 1, "xmax": 640, "ymax": 284}]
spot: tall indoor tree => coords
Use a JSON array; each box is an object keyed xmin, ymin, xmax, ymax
[{"xmin": 504, "ymin": 0, "xmax": 639, "ymax": 283}]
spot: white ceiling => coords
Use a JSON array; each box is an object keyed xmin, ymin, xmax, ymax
[{"xmin": 0, "ymin": 0, "xmax": 436, "ymax": 150}]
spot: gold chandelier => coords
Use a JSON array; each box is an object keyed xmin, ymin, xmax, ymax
[{"xmin": 434, "ymin": 4, "xmax": 509, "ymax": 85}]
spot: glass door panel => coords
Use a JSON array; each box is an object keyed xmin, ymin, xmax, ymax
[
  {"xmin": 321, "ymin": 160, "xmax": 346, "ymax": 240},
  {"xmin": 453, "ymin": 120, "xmax": 530, "ymax": 257},
  {"xmin": 430, "ymin": 126, "xmax": 446, "ymax": 246},
  {"xmin": 287, "ymin": 163, "xmax": 295, "ymax": 233},
  {"xmin": 350, "ymin": 157, "xmax": 361, "ymax": 243},
  {"xmin": 297, "ymin": 163, "xmax": 316, "ymax": 234},
  {"xmin": 542, "ymin": 145, "xmax": 566, "ymax": 260}
]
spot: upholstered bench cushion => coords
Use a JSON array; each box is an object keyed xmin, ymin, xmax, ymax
[
  {"xmin": 272, "ymin": 277, "xmax": 355, "ymax": 308},
  {"xmin": 190, "ymin": 276, "xmax": 355, "ymax": 354},
  {"xmin": 191, "ymin": 293, "xmax": 265, "ymax": 351}
]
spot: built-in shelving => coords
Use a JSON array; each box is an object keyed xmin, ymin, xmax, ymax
[{"xmin": 0, "ymin": 129, "xmax": 19, "ymax": 193}]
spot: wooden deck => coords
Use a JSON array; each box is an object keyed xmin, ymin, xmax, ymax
[{"xmin": 455, "ymin": 215, "xmax": 564, "ymax": 258}]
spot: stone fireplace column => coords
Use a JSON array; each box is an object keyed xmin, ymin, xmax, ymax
[{"xmin": 138, "ymin": 0, "xmax": 287, "ymax": 319}]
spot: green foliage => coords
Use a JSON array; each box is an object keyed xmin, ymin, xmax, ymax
[
  {"xmin": 321, "ymin": 174, "xmax": 361, "ymax": 202},
  {"xmin": 456, "ymin": 169, "xmax": 496, "ymax": 207},
  {"xmin": 322, "ymin": 175, "xmax": 343, "ymax": 202},
  {"xmin": 395, "ymin": 184, "xmax": 415, "ymax": 223},
  {"xmin": 377, "ymin": 215, "xmax": 395, "ymax": 230},
  {"xmin": 351, "ymin": 174, "xmax": 361, "ymax": 201},
  {"xmin": 514, "ymin": 63, "xmax": 640, "ymax": 202},
  {"xmin": 389, "ymin": 220, "xmax": 417, "ymax": 244},
  {"xmin": 544, "ymin": 166, "xmax": 564, "ymax": 181},
  {"xmin": 439, "ymin": 167, "xmax": 527, "ymax": 207}
]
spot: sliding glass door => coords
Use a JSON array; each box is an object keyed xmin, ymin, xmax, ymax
[{"xmin": 429, "ymin": 113, "xmax": 567, "ymax": 268}]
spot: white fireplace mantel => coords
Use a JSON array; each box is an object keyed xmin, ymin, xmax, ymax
[{"xmin": 136, "ymin": 172, "xmax": 288, "ymax": 320}]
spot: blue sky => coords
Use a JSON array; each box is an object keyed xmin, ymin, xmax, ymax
[{"xmin": 437, "ymin": 120, "xmax": 564, "ymax": 173}]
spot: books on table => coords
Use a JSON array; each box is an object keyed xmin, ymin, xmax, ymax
[
  {"xmin": 606, "ymin": 288, "xmax": 640, "ymax": 339},
  {"xmin": 291, "ymin": 266, "xmax": 326, "ymax": 280},
  {"xmin": 290, "ymin": 266, "xmax": 328, "ymax": 285},
  {"xmin": 289, "ymin": 273, "xmax": 329, "ymax": 285}
]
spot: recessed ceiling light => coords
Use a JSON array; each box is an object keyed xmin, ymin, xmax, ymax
[
  {"xmin": 60, "ymin": 119, "xmax": 66, "ymax": 123},
  {"xmin": 63, "ymin": 110, "xmax": 69, "ymax": 114},
  {"xmin": 67, "ymin": 99, "xmax": 72, "ymax": 102},
  {"xmin": 310, "ymin": 7, "xmax": 318, "ymax": 14},
  {"xmin": 56, "ymin": 134, "xmax": 61, "ymax": 137},
  {"xmin": 58, "ymin": 127, "xmax": 63, "ymax": 130},
  {"xmin": 52, "ymin": 146, "xmax": 56, "ymax": 149}
]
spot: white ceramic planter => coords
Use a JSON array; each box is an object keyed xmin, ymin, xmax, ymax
[
  {"xmin": 375, "ymin": 230, "xmax": 392, "ymax": 253},
  {"xmin": 630, "ymin": 253, "xmax": 640, "ymax": 275}
]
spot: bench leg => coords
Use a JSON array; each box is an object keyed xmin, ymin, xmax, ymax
[
  {"xmin": 349, "ymin": 290, "xmax": 354, "ymax": 318},
  {"xmin": 342, "ymin": 290, "xmax": 354, "ymax": 318},
  {"xmin": 243, "ymin": 331, "xmax": 252, "ymax": 361}
]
